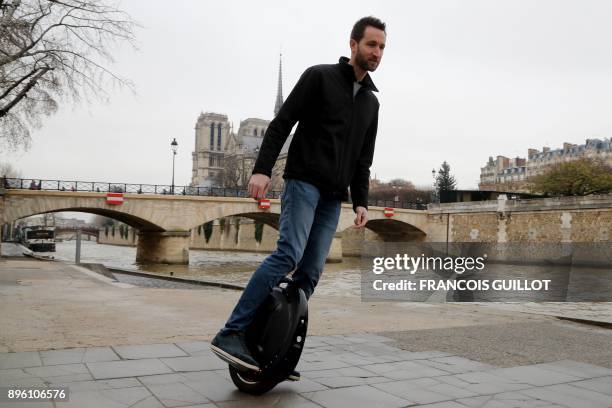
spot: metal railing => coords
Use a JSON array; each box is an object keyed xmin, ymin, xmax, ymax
[{"xmin": 1, "ymin": 177, "xmax": 428, "ymax": 209}]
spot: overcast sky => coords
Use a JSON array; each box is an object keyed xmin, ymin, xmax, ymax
[{"xmin": 2, "ymin": 0, "xmax": 612, "ymax": 191}]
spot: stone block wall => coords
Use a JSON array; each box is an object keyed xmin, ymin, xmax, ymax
[
  {"xmin": 98, "ymin": 226, "xmax": 138, "ymax": 246},
  {"xmin": 190, "ymin": 220, "xmax": 277, "ymax": 252}
]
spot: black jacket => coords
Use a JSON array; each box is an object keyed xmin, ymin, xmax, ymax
[{"xmin": 252, "ymin": 56, "xmax": 379, "ymax": 211}]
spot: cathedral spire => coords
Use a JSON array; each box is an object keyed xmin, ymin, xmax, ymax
[{"xmin": 274, "ymin": 53, "xmax": 284, "ymax": 117}]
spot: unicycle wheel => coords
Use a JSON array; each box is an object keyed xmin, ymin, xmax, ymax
[{"xmin": 228, "ymin": 365, "xmax": 279, "ymax": 395}]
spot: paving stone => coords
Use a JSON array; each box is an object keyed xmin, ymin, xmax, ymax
[
  {"xmin": 341, "ymin": 333, "xmax": 396, "ymax": 344},
  {"xmin": 205, "ymin": 367, "xmax": 329, "ymax": 394},
  {"xmin": 129, "ymin": 395, "xmax": 166, "ymax": 408},
  {"xmin": 64, "ymin": 378, "xmax": 142, "ymax": 392},
  {"xmin": 416, "ymin": 402, "xmax": 470, "ymax": 408},
  {"xmin": 23, "ymin": 364, "xmax": 92, "ymax": 381},
  {"xmin": 520, "ymin": 384, "xmax": 612, "ymax": 408},
  {"xmin": 424, "ymin": 383, "xmax": 480, "ymax": 399},
  {"xmin": 338, "ymin": 352, "xmax": 390, "ymax": 366},
  {"xmin": 302, "ymin": 351, "xmax": 375, "ymax": 366},
  {"xmin": 362, "ymin": 360, "xmax": 450, "ymax": 380},
  {"xmin": 174, "ymin": 341, "xmax": 211, "ymax": 356},
  {"xmin": 532, "ymin": 360, "xmax": 612, "ymax": 379},
  {"xmin": 437, "ymin": 372, "xmax": 530, "ymax": 395},
  {"xmin": 304, "ymin": 366, "xmax": 391, "ymax": 388},
  {"xmin": 112, "ymin": 344, "xmax": 187, "ymax": 360},
  {"xmin": 0, "ymin": 375, "xmax": 47, "ymax": 388},
  {"xmin": 0, "ymin": 401, "xmax": 54, "ymax": 408},
  {"xmin": 302, "ymin": 384, "xmax": 410, "ymax": 408},
  {"xmin": 39, "ymin": 347, "xmax": 119, "ymax": 366},
  {"xmin": 87, "ymin": 359, "xmax": 173, "ymax": 380},
  {"xmin": 212, "ymin": 369, "xmax": 232, "ymax": 381},
  {"xmin": 486, "ymin": 365, "xmax": 584, "ymax": 386},
  {"xmin": 295, "ymin": 358, "xmax": 351, "ymax": 372},
  {"xmin": 0, "ymin": 368, "xmax": 35, "ymax": 382},
  {"xmin": 144, "ymin": 382, "xmax": 211, "ymax": 407},
  {"xmin": 349, "ymin": 342, "xmax": 406, "ymax": 357},
  {"xmin": 397, "ymin": 351, "xmax": 454, "ymax": 361},
  {"xmin": 353, "ymin": 345, "xmax": 452, "ymax": 362},
  {"xmin": 0, "ymin": 352, "xmax": 41, "ymax": 369},
  {"xmin": 217, "ymin": 393, "xmax": 321, "ymax": 407},
  {"xmin": 373, "ymin": 377, "xmax": 476, "ymax": 405},
  {"xmin": 317, "ymin": 336, "xmax": 355, "ymax": 346},
  {"xmin": 570, "ymin": 376, "xmax": 612, "ymax": 396},
  {"xmin": 137, "ymin": 373, "xmax": 186, "ymax": 386},
  {"xmin": 458, "ymin": 392, "xmax": 563, "ymax": 408},
  {"xmin": 54, "ymin": 386, "xmax": 153, "ymax": 408},
  {"xmin": 268, "ymin": 377, "xmax": 330, "ymax": 394},
  {"xmin": 160, "ymin": 355, "xmax": 227, "ymax": 372},
  {"xmin": 454, "ymin": 395, "xmax": 504, "ymax": 408},
  {"xmin": 419, "ymin": 356, "xmax": 496, "ymax": 374},
  {"xmin": 302, "ymin": 337, "xmax": 329, "ymax": 348},
  {"xmin": 160, "ymin": 370, "xmax": 253, "ymax": 403}
]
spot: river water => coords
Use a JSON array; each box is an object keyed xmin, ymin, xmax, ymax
[
  {"xmin": 47, "ymin": 241, "xmax": 612, "ymax": 301},
  {"xmin": 50, "ymin": 241, "xmax": 363, "ymax": 297}
]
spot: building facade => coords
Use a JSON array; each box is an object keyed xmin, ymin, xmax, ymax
[
  {"xmin": 191, "ymin": 56, "xmax": 291, "ymax": 192},
  {"xmin": 479, "ymin": 138, "xmax": 612, "ymax": 192}
]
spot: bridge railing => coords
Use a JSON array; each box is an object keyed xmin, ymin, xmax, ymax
[
  {"xmin": 1, "ymin": 177, "xmax": 426, "ymax": 209},
  {"xmin": 368, "ymin": 199, "xmax": 428, "ymax": 210}
]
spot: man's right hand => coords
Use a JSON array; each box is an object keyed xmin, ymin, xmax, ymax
[{"xmin": 248, "ymin": 173, "xmax": 271, "ymax": 199}]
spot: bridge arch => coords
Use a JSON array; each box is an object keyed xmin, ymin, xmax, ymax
[
  {"xmin": 6, "ymin": 207, "xmax": 164, "ymax": 232},
  {"xmin": 189, "ymin": 212, "xmax": 281, "ymax": 231},
  {"xmin": 359, "ymin": 218, "xmax": 426, "ymax": 241}
]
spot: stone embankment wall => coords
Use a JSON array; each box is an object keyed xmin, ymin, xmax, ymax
[
  {"xmin": 426, "ymin": 194, "xmax": 612, "ymax": 264},
  {"xmin": 98, "ymin": 226, "xmax": 138, "ymax": 247},
  {"xmin": 426, "ymin": 194, "xmax": 612, "ymax": 243},
  {"xmin": 189, "ymin": 221, "xmax": 277, "ymax": 252}
]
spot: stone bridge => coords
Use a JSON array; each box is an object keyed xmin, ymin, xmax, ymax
[
  {"xmin": 0, "ymin": 190, "xmax": 428, "ymax": 263},
  {"xmin": 2, "ymin": 189, "xmax": 610, "ymax": 265},
  {"xmin": 55, "ymin": 227, "xmax": 99, "ymax": 242}
]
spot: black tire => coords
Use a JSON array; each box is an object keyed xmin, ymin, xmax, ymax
[{"xmin": 228, "ymin": 365, "xmax": 279, "ymax": 395}]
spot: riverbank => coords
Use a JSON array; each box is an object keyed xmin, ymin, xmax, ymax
[
  {"xmin": 0, "ymin": 256, "xmax": 610, "ymax": 368},
  {"xmin": 0, "ymin": 257, "xmax": 548, "ymax": 354}
]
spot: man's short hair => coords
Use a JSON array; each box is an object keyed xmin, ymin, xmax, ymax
[{"xmin": 351, "ymin": 16, "xmax": 386, "ymax": 42}]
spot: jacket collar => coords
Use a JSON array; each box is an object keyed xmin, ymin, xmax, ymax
[{"xmin": 338, "ymin": 56, "xmax": 379, "ymax": 92}]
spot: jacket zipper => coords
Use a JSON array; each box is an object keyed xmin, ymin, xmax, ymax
[{"xmin": 336, "ymin": 89, "xmax": 357, "ymax": 189}]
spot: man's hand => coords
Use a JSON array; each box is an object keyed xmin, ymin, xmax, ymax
[
  {"xmin": 248, "ymin": 173, "xmax": 271, "ymax": 199},
  {"xmin": 354, "ymin": 206, "xmax": 368, "ymax": 228}
]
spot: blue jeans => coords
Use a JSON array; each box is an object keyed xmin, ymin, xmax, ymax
[{"xmin": 221, "ymin": 179, "xmax": 341, "ymax": 334}]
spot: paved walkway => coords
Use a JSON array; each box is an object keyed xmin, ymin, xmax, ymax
[{"xmin": 1, "ymin": 334, "xmax": 611, "ymax": 408}]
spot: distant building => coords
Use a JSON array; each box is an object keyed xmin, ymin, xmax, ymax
[
  {"xmin": 191, "ymin": 55, "xmax": 291, "ymax": 192},
  {"xmin": 479, "ymin": 138, "xmax": 612, "ymax": 192}
]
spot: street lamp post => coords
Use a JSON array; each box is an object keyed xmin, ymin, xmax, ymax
[
  {"xmin": 431, "ymin": 168, "xmax": 437, "ymax": 203},
  {"xmin": 171, "ymin": 138, "xmax": 178, "ymax": 194}
]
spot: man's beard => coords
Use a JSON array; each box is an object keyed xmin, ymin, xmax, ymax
[{"xmin": 355, "ymin": 49, "xmax": 378, "ymax": 72}]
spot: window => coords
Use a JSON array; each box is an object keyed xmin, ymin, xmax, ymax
[
  {"xmin": 210, "ymin": 123, "xmax": 215, "ymax": 149},
  {"xmin": 217, "ymin": 124, "xmax": 222, "ymax": 150}
]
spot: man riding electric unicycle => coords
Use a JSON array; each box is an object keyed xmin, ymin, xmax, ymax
[{"xmin": 211, "ymin": 16, "xmax": 386, "ymax": 394}]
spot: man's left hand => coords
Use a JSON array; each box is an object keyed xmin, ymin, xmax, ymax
[{"xmin": 354, "ymin": 206, "xmax": 368, "ymax": 228}]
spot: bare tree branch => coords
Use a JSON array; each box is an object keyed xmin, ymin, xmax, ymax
[{"xmin": 0, "ymin": 0, "xmax": 138, "ymax": 150}]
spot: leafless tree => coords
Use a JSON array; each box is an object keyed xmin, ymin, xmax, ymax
[
  {"xmin": 0, "ymin": 0, "xmax": 138, "ymax": 150},
  {"xmin": 90, "ymin": 214, "xmax": 114, "ymax": 227},
  {"xmin": 215, "ymin": 154, "xmax": 247, "ymax": 188},
  {"xmin": 0, "ymin": 161, "xmax": 21, "ymax": 177}
]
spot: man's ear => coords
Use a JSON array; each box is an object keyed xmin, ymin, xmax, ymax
[{"xmin": 349, "ymin": 38, "xmax": 358, "ymax": 54}]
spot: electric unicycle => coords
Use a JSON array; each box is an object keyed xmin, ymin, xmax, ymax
[{"xmin": 224, "ymin": 277, "xmax": 309, "ymax": 395}]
